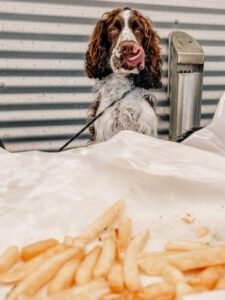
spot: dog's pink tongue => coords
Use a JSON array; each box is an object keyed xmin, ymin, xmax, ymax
[{"xmin": 128, "ymin": 44, "xmax": 144, "ymax": 65}]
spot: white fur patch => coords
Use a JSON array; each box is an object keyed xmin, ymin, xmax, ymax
[
  {"xmin": 117, "ymin": 10, "xmax": 138, "ymax": 45},
  {"xmin": 92, "ymin": 74, "xmax": 157, "ymax": 142}
]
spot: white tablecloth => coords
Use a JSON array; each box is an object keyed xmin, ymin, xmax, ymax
[{"xmin": 0, "ymin": 130, "xmax": 225, "ymax": 299}]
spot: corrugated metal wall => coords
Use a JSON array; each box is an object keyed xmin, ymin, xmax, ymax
[{"xmin": 1, "ymin": 0, "xmax": 225, "ymax": 152}]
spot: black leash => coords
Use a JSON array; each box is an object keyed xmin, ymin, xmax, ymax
[{"xmin": 58, "ymin": 89, "xmax": 132, "ymax": 152}]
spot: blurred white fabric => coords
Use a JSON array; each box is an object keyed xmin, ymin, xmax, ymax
[
  {"xmin": 0, "ymin": 127, "xmax": 225, "ymax": 298},
  {"xmin": 182, "ymin": 92, "xmax": 225, "ymax": 156},
  {"xmin": 184, "ymin": 290, "xmax": 225, "ymax": 300}
]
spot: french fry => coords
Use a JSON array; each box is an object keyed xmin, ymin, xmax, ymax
[
  {"xmin": 64, "ymin": 236, "xmax": 74, "ymax": 247},
  {"xmin": 18, "ymin": 279, "xmax": 109, "ymax": 300},
  {"xmin": 140, "ymin": 247, "xmax": 225, "ymax": 276},
  {"xmin": 73, "ymin": 238, "xmax": 87, "ymax": 250},
  {"xmin": 165, "ymin": 240, "xmax": 210, "ymax": 252},
  {"xmin": 124, "ymin": 257, "xmax": 140, "ymax": 293},
  {"xmin": 138, "ymin": 251, "xmax": 166, "ymax": 260},
  {"xmin": 138, "ymin": 252, "xmax": 168, "ymax": 276},
  {"xmin": 0, "ymin": 246, "xmax": 19, "ymax": 274},
  {"xmin": 105, "ymin": 292, "xmax": 136, "ymax": 300},
  {"xmin": 188, "ymin": 266, "xmax": 225, "ymax": 289},
  {"xmin": 6, "ymin": 247, "xmax": 83, "ymax": 300},
  {"xmin": 107, "ymin": 262, "xmax": 124, "ymax": 292},
  {"xmin": 0, "ymin": 244, "xmax": 66, "ymax": 284},
  {"xmin": 192, "ymin": 285, "xmax": 209, "ymax": 293},
  {"xmin": 162, "ymin": 264, "xmax": 185, "ymax": 285},
  {"xmin": 162, "ymin": 264, "xmax": 193, "ymax": 300},
  {"xmin": 103, "ymin": 294, "xmax": 123, "ymax": 300},
  {"xmin": 215, "ymin": 270, "xmax": 225, "ymax": 289},
  {"xmin": 49, "ymin": 278, "xmax": 109, "ymax": 300},
  {"xmin": 138, "ymin": 248, "xmax": 216, "ymax": 276},
  {"xmin": 78, "ymin": 200, "xmax": 124, "ymax": 243},
  {"xmin": 94, "ymin": 238, "xmax": 116, "ymax": 278},
  {"xmin": 167, "ymin": 246, "xmax": 225, "ymax": 271},
  {"xmin": 139, "ymin": 262, "xmax": 166, "ymax": 277},
  {"xmin": 137, "ymin": 282, "xmax": 175, "ymax": 300},
  {"xmin": 123, "ymin": 229, "xmax": 149, "ymax": 292},
  {"xmin": 47, "ymin": 258, "xmax": 81, "ymax": 295},
  {"xmin": 114, "ymin": 217, "xmax": 132, "ymax": 251},
  {"xmin": 21, "ymin": 239, "xmax": 59, "ymax": 262},
  {"xmin": 175, "ymin": 283, "xmax": 194, "ymax": 300},
  {"xmin": 18, "ymin": 290, "xmax": 110, "ymax": 300},
  {"xmin": 128, "ymin": 229, "xmax": 150, "ymax": 253},
  {"xmin": 76, "ymin": 246, "xmax": 101, "ymax": 285}
]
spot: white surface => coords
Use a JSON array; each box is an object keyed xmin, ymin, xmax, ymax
[
  {"xmin": 0, "ymin": 131, "xmax": 225, "ymax": 298},
  {"xmin": 184, "ymin": 290, "xmax": 225, "ymax": 300},
  {"xmin": 183, "ymin": 92, "xmax": 225, "ymax": 156}
]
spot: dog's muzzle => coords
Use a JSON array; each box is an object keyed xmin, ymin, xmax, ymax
[{"xmin": 111, "ymin": 41, "xmax": 145, "ymax": 73}]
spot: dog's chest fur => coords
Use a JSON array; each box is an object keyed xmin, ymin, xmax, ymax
[{"xmin": 89, "ymin": 74, "xmax": 157, "ymax": 142}]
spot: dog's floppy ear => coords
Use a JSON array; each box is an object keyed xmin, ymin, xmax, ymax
[
  {"xmin": 131, "ymin": 12, "xmax": 163, "ymax": 89},
  {"xmin": 85, "ymin": 17, "xmax": 111, "ymax": 79},
  {"xmin": 143, "ymin": 24, "xmax": 163, "ymax": 89}
]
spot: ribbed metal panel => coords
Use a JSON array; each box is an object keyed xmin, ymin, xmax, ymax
[{"xmin": 1, "ymin": 0, "xmax": 225, "ymax": 152}]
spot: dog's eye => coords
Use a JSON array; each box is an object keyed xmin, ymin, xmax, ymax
[
  {"xmin": 134, "ymin": 26, "xmax": 143, "ymax": 34},
  {"xmin": 132, "ymin": 22, "xmax": 143, "ymax": 34},
  {"xmin": 110, "ymin": 27, "xmax": 119, "ymax": 34}
]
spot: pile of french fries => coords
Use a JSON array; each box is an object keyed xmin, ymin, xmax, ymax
[{"xmin": 0, "ymin": 200, "xmax": 225, "ymax": 300}]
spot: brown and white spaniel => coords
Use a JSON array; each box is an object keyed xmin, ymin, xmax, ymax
[{"xmin": 85, "ymin": 7, "xmax": 162, "ymax": 142}]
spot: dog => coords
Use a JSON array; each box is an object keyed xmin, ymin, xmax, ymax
[{"xmin": 85, "ymin": 7, "xmax": 163, "ymax": 143}]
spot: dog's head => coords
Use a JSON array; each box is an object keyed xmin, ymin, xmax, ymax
[{"xmin": 85, "ymin": 7, "xmax": 162, "ymax": 89}]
